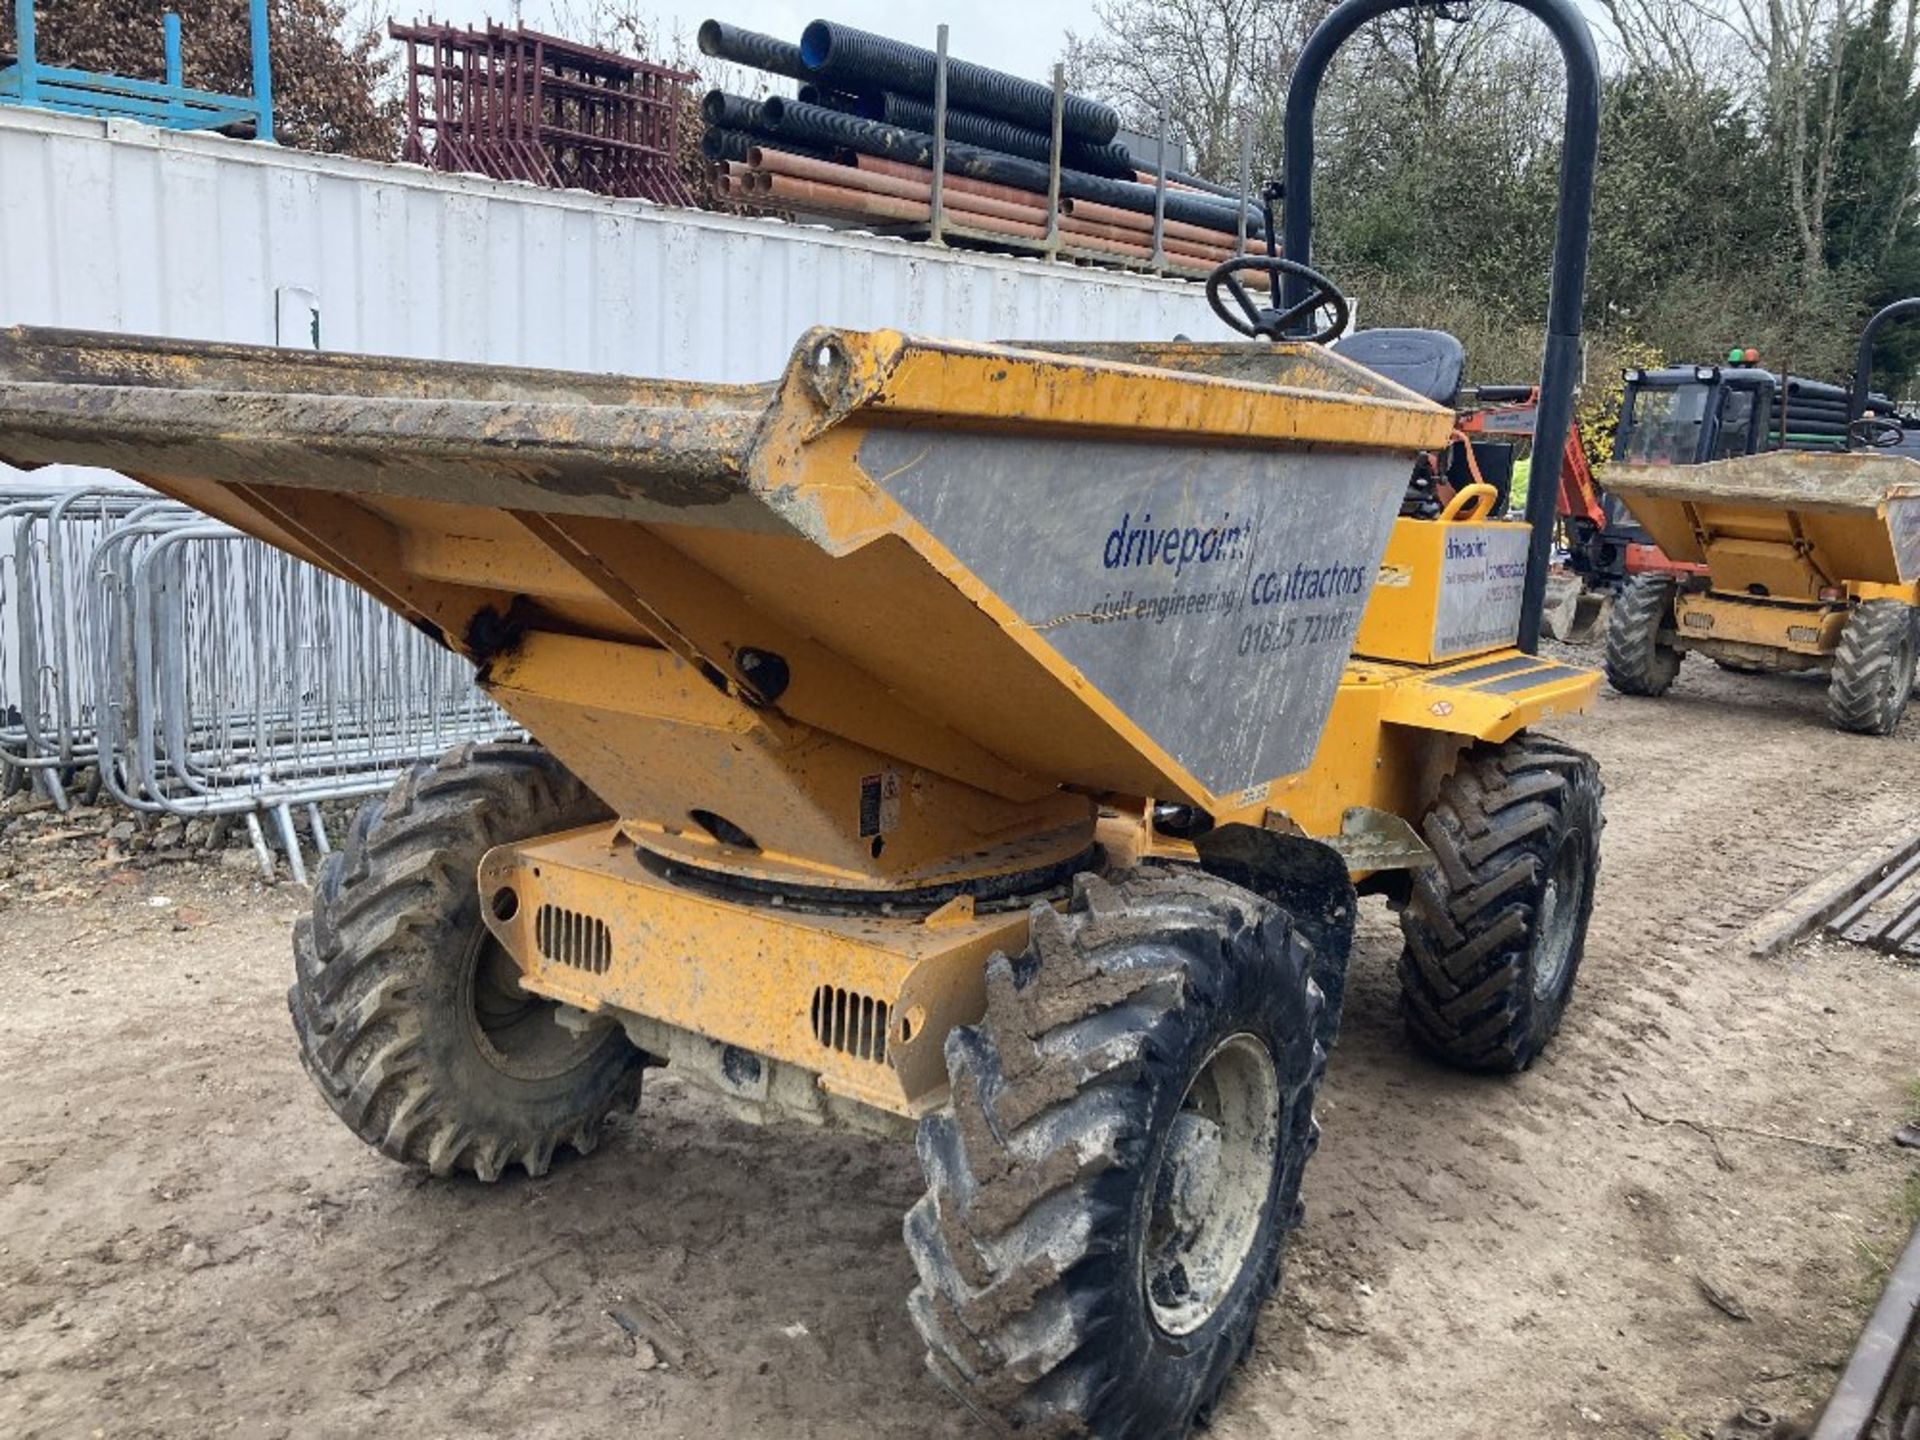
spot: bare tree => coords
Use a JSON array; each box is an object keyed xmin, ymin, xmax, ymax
[
  {"xmin": 1600, "ymin": 0, "xmax": 1920, "ymax": 279},
  {"xmin": 1595, "ymin": 0, "xmax": 1746, "ymax": 88},
  {"xmin": 1351, "ymin": 4, "xmax": 1530, "ymax": 120},
  {"xmin": 1064, "ymin": 0, "xmax": 1334, "ymax": 179},
  {"xmin": 546, "ymin": 0, "xmax": 756, "ymax": 213}
]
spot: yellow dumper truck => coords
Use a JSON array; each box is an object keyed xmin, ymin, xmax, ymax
[
  {"xmin": 0, "ymin": 310, "xmax": 1601, "ymax": 1431},
  {"xmin": 0, "ymin": 1, "xmax": 1609, "ymax": 1431},
  {"xmin": 1606, "ymin": 300, "xmax": 1920, "ymax": 735}
]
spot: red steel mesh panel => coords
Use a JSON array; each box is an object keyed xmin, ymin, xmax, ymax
[{"xmin": 392, "ymin": 20, "xmax": 696, "ymax": 205}]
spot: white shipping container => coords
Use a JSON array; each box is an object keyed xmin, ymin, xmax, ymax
[
  {"xmin": 0, "ymin": 108, "xmax": 1241, "ymax": 825},
  {"xmin": 0, "ymin": 108, "xmax": 1230, "ymax": 389}
]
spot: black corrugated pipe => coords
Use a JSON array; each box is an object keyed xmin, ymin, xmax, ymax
[
  {"xmin": 872, "ymin": 93, "xmax": 1137, "ymax": 179},
  {"xmin": 696, "ymin": 20, "xmax": 814, "ymax": 85},
  {"xmin": 760, "ymin": 95, "xmax": 1263, "ymax": 237},
  {"xmin": 798, "ymin": 20, "xmax": 1120, "ymax": 145},
  {"xmin": 702, "ymin": 90, "xmax": 769, "ymax": 132},
  {"xmin": 1282, "ymin": 0, "xmax": 1599, "ymax": 656},
  {"xmin": 701, "ymin": 126, "xmax": 832, "ymax": 163},
  {"xmin": 701, "ymin": 127, "xmax": 752, "ymax": 163},
  {"xmin": 796, "ymin": 83, "xmax": 864, "ymax": 112},
  {"xmin": 1786, "ymin": 380, "xmax": 1853, "ymax": 402}
]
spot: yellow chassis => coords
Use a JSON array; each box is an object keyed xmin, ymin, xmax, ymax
[
  {"xmin": 1672, "ymin": 580, "xmax": 1920, "ymax": 668},
  {"xmin": 1607, "ymin": 449, "xmax": 1920, "ymax": 670},
  {"xmin": 480, "ymin": 641, "xmax": 1596, "ymax": 1119}
]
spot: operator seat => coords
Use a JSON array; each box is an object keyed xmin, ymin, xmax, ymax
[
  {"xmin": 1330, "ymin": 328, "xmax": 1468, "ymax": 518},
  {"xmin": 1329, "ymin": 328, "xmax": 1466, "ymax": 406}
]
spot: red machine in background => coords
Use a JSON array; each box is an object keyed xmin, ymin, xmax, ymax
[{"xmin": 1441, "ymin": 384, "xmax": 1698, "ymax": 639}]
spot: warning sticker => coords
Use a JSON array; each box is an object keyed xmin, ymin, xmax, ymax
[
  {"xmin": 1890, "ymin": 495, "xmax": 1920, "ymax": 580},
  {"xmin": 1431, "ymin": 526, "xmax": 1530, "ymax": 658},
  {"xmin": 858, "ymin": 770, "xmax": 902, "ymax": 837}
]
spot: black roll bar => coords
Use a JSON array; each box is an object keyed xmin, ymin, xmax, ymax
[
  {"xmin": 1851, "ymin": 297, "xmax": 1920, "ymax": 424},
  {"xmin": 1280, "ymin": 0, "xmax": 1601, "ymax": 653}
]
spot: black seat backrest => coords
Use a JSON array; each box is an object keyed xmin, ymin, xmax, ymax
[{"xmin": 1330, "ymin": 328, "xmax": 1467, "ymax": 407}]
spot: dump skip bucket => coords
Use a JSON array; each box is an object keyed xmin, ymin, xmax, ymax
[
  {"xmin": 0, "ymin": 326, "xmax": 1454, "ymax": 837},
  {"xmin": 1607, "ymin": 451, "xmax": 1920, "ymax": 591}
]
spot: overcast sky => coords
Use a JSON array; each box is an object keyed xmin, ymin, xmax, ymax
[{"xmin": 409, "ymin": 1, "xmax": 1624, "ymax": 89}]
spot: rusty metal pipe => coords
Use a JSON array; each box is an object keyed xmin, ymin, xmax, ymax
[
  {"xmin": 759, "ymin": 172, "xmax": 1056, "ymax": 241},
  {"xmin": 1060, "ymin": 214, "xmax": 1231, "ymax": 262},
  {"xmin": 850, "ymin": 154, "xmax": 1238, "ymax": 249},
  {"xmin": 752, "ymin": 160, "xmax": 1048, "ymax": 237},
  {"xmin": 852, "ymin": 153, "xmax": 1046, "ymax": 211},
  {"xmin": 756, "ymin": 171, "xmax": 933, "ymax": 225},
  {"xmin": 1053, "ymin": 226, "xmax": 1215, "ymax": 274},
  {"xmin": 1062, "ymin": 196, "xmax": 1240, "ymax": 249},
  {"xmin": 1062, "ymin": 228, "xmax": 1227, "ymax": 270},
  {"xmin": 752, "ymin": 172, "xmax": 1211, "ymax": 273},
  {"xmin": 750, "ymin": 147, "xmax": 1051, "ymax": 228},
  {"xmin": 935, "ymin": 210, "xmax": 1051, "ymax": 241}
]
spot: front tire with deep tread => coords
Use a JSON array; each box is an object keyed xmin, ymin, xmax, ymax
[
  {"xmin": 290, "ymin": 742, "xmax": 645, "ymax": 1181},
  {"xmin": 1396, "ymin": 734, "xmax": 1604, "ymax": 1073},
  {"xmin": 905, "ymin": 869, "xmax": 1327, "ymax": 1440},
  {"xmin": 1604, "ymin": 574, "xmax": 1683, "ymax": 696},
  {"xmin": 1825, "ymin": 600, "xmax": 1918, "ymax": 736}
]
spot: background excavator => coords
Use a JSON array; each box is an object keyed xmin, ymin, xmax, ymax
[{"xmin": 1385, "ymin": 378, "xmax": 1691, "ymax": 641}]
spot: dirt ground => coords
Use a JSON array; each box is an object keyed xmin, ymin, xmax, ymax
[{"xmin": 3, "ymin": 651, "xmax": 1918, "ymax": 1440}]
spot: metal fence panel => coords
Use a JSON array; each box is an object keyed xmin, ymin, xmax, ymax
[{"xmin": 1, "ymin": 485, "xmax": 516, "ymax": 878}]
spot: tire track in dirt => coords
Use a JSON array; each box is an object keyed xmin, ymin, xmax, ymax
[{"xmin": 1231, "ymin": 658, "xmax": 1920, "ymax": 1439}]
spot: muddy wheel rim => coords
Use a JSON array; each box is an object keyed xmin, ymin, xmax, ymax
[
  {"xmin": 1531, "ymin": 835, "xmax": 1586, "ymax": 1003},
  {"xmin": 1142, "ymin": 1032, "xmax": 1282, "ymax": 1338},
  {"xmin": 462, "ymin": 929, "xmax": 607, "ymax": 1082}
]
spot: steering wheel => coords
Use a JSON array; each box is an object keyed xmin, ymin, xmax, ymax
[
  {"xmin": 1205, "ymin": 256, "xmax": 1351, "ymax": 343},
  {"xmin": 1850, "ymin": 412, "xmax": 1906, "ymax": 448}
]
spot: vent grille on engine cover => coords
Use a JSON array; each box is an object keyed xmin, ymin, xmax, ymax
[
  {"xmin": 811, "ymin": 985, "xmax": 889, "ymax": 1063},
  {"xmin": 535, "ymin": 904, "xmax": 612, "ymax": 974}
]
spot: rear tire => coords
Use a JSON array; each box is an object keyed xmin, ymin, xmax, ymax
[
  {"xmin": 289, "ymin": 742, "xmax": 645, "ymax": 1180},
  {"xmin": 905, "ymin": 870, "xmax": 1326, "ymax": 1440},
  {"xmin": 1825, "ymin": 600, "xmax": 1918, "ymax": 736},
  {"xmin": 1604, "ymin": 574, "xmax": 1683, "ymax": 696},
  {"xmin": 1396, "ymin": 735, "xmax": 1604, "ymax": 1072}
]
